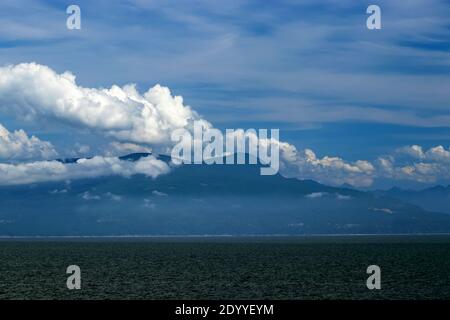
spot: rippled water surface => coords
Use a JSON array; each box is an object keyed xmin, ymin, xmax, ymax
[{"xmin": 0, "ymin": 236, "xmax": 449, "ymax": 299}]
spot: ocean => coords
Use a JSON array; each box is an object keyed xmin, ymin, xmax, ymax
[{"xmin": 0, "ymin": 235, "xmax": 449, "ymax": 300}]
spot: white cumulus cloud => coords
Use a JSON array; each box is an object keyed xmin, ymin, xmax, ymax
[
  {"xmin": 5, "ymin": 63, "xmax": 449, "ymax": 188},
  {"xmin": 280, "ymin": 147, "xmax": 375, "ymax": 187},
  {"xmin": 0, "ymin": 63, "xmax": 379, "ymax": 187},
  {"xmin": 378, "ymin": 145, "xmax": 450, "ymax": 183},
  {"xmin": 0, "ymin": 123, "xmax": 57, "ymax": 160},
  {"xmin": 0, "ymin": 63, "xmax": 211, "ymax": 146}
]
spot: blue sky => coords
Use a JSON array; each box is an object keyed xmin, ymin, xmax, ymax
[{"xmin": 0, "ymin": 0, "xmax": 450, "ymax": 188}]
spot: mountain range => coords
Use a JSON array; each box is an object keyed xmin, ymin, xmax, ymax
[{"xmin": 1, "ymin": 153, "xmax": 450, "ymax": 236}]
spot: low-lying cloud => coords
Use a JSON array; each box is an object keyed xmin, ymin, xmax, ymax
[{"xmin": 0, "ymin": 155, "xmax": 170, "ymax": 186}]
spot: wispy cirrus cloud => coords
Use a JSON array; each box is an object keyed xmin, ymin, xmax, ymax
[{"xmin": 1, "ymin": 0, "xmax": 449, "ymax": 128}]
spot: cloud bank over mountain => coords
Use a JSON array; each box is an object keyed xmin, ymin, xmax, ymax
[
  {"xmin": 0, "ymin": 155, "xmax": 170, "ymax": 186},
  {"xmin": 280, "ymin": 147, "xmax": 375, "ymax": 187},
  {"xmin": 0, "ymin": 63, "xmax": 448, "ymax": 187}
]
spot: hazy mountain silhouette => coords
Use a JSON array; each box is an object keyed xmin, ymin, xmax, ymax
[
  {"xmin": 1, "ymin": 153, "xmax": 450, "ymax": 236},
  {"xmin": 376, "ymin": 186, "xmax": 450, "ymax": 214}
]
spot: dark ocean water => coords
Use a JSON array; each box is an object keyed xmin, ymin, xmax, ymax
[{"xmin": 0, "ymin": 235, "xmax": 449, "ymax": 300}]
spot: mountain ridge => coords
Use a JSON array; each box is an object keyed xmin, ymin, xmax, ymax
[{"xmin": 1, "ymin": 152, "xmax": 450, "ymax": 236}]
